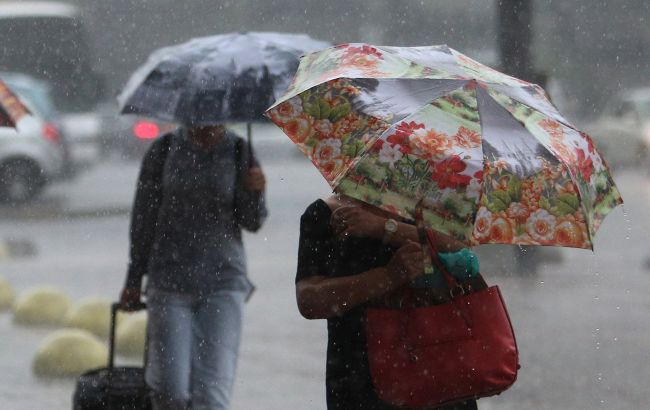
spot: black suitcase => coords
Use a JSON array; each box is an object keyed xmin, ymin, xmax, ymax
[{"xmin": 73, "ymin": 302, "xmax": 151, "ymax": 410}]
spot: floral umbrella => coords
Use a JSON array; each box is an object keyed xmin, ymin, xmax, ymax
[
  {"xmin": 266, "ymin": 44, "xmax": 623, "ymax": 249},
  {"xmin": 0, "ymin": 79, "xmax": 30, "ymax": 127}
]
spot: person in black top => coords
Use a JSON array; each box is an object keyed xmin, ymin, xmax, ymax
[{"xmin": 296, "ymin": 194, "xmax": 478, "ymax": 410}]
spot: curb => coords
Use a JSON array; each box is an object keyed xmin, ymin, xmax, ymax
[{"xmin": 0, "ymin": 206, "xmax": 131, "ymax": 221}]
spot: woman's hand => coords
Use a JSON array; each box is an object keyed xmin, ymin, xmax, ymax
[
  {"xmin": 119, "ymin": 287, "xmax": 142, "ymax": 311},
  {"xmin": 296, "ymin": 241, "xmax": 425, "ymax": 319},
  {"xmin": 329, "ymin": 203, "xmax": 420, "ymax": 246},
  {"xmin": 330, "ymin": 205, "xmax": 384, "ymax": 239},
  {"xmin": 386, "ymin": 241, "xmax": 425, "ymax": 283},
  {"xmin": 244, "ymin": 167, "xmax": 266, "ymax": 192}
]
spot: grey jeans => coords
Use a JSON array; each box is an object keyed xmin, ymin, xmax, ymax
[{"xmin": 145, "ymin": 288, "xmax": 246, "ymax": 410}]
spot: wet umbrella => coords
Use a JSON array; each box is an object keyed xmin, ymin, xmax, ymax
[
  {"xmin": 0, "ymin": 79, "xmax": 30, "ymax": 127},
  {"xmin": 117, "ymin": 31, "xmax": 330, "ymax": 148},
  {"xmin": 267, "ymin": 43, "xmax": 623, "ymax": 249}
]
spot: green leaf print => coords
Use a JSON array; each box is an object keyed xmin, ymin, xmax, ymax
[
  {"xmin": 507, "ymin": 175, "xmax": 522, "ymax": 202},
  {"xmin": 555, "ymin": 193, "xmax": 580, "ymax": 215},
  {"xmin": 443, "ymin": 197, "xmax": 459, "ymax": 215},
  {"xmin": 488, "ymin": 190, "xmax": 512, "ymax": 212},
  {"xmin": 539, "ymin": 197, "xmax": 551, "ymax": 211},
  {"xmin": 342, "ymin": 144, "xmax": 356, "ymax": 157},
  {"xmin": 329, "ymin": 102, "xmax": 351, "ymax": 122},
  {"xmin": 304, "ymin": 102, "xmax": 320, "ymax": 118},
  {"xmin": 342, "ymin": 140, "xmax": 366, "ymax": 157},
  {"xmin": 515, "ymin": 223, "xmax": 526, "ymax": 236},
  {"xmin": 318, "ymin": 99, "xmax": 331, "ymax": 120},
  {"xmin": 356, "ymin": 161, "xmax": 384, "ymax": 181}
]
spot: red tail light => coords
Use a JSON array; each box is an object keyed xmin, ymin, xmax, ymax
[
  {"xmin": 43, "ymin": 122, "xmax": 61, "ymax": 143},
  {"xmin": 133, "ymin": 121, "xmax": 160, "ymax": 139}
]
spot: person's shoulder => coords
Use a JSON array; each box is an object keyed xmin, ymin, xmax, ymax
[
  {"xmin": 300, "ymin": 199, "xmax": 332, "ymax": 233},
  {"xmin": 302, "ymin": 199, "xmax": 330, "ymax": 217},
  {"xmin": 140, "ymin": 130, "xmax": 177, "ymax": 168},
  {"xmin": 148, "ymin": 130, "xmax": 176, "ymax": 154},
  {"xmin": 225, "ymin": 130, "xmax": 244, "ymax": 145}
]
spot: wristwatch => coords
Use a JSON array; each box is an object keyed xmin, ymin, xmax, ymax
[{"xmin": 382, "ymin": 218, "xmax": 399, "ymax": 244}]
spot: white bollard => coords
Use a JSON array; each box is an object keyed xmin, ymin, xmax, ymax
[
  {"xmin": 13, "ymin": 286, "xmax": 72, "ymax": 326},
  {"xmin": 32, "ymin": 328, "xmax": 107, "ymax": 378},
  {"xmin": 0, "ymin": 275, "xmax": 15, "ymax": 311}
]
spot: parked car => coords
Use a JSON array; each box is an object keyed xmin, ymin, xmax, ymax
[
  {"xmin": 0, "ymin": 73, "xmax": 67, "ymax": 203},
  {"xmin": 59, "ymin": 111, "xmax": 103, "ymax": 170},
  {"xmin": 95, "ymin": 101, "xmax": 175, "ymax": 160},
  {"xmin": 96, "ymin": 102, "xmax": 303, "ymax": 162},
  {"xmin": 585, "ymin": 87, "xmax": 650, "ymax": 169}
]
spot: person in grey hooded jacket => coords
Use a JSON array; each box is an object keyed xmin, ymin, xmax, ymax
[{"xmin": 120, "ymin": 124, "xmax": 267, "ymax": 410}]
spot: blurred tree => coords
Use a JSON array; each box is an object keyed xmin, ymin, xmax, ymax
[{"xmin": 498, "ymin": 0, "xmax": 534, "ymax": 81}]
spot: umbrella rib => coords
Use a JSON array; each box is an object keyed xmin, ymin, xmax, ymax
[
  {"xmin": 377, "ymin": 45, "xmax": 468, "ymax": 80},
  {"xmin": 482, "ymin": 83, "xmax": 575, "ymax": 130}
]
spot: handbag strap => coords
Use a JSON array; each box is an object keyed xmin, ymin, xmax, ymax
[
  {"xmin": 414, "ymin": 203, "xmax": 457, "ymax": 287},
  {"xmin": 414, "ymin": 202, "xmax": 486, "ymax": 297},
  {"xmin": 425, "ymin": 230, "xmax": 463, "ymax": 291}
]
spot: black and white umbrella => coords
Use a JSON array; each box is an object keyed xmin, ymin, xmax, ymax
[{"xmin": 118, "ymin": 31, "xmax": 330, "ymax": 136}]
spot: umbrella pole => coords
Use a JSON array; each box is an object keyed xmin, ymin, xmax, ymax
[{"xmin": 247, "ymin": 122, "xmax": 253, "ymax": 168}]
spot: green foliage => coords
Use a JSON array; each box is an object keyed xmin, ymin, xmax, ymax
[
  {"xmin": 355, "ymin": 160, "xmax": 384, "ymax": 182},
  {"xmin": 507, "ymin": 175, "xmax": 522, "ymax": 202},
  {"xmin": 443, "ymin": 194, "xmax": 474, "ymax": 218},
  {"xmin": 304, "ymin": 98, "xmax": 351, "ymax": 122},
  {"xmin": 342, "ymin": 139, "xmax": 365, "ymax": 157},
  {"xmin": 304, "ymin": 98, "xmax": 328, "ymax": 119},
  {"xmin": 487, "ymin": 190, "xmax": 511, "ymax": 212},
  {"xmin": 539, "ymin": 197, "xmax": 551, "ymax": 211},
  {"xmin": 554, "ymin": 193, "xmax": 580, "ymax": 216},
  {"xmin": 329, "ymin": 102, "xmax": 351, "ymax": 122},
  {"xmin": 442, "ymin": 197, "xmax": 457, "ymax": 213},
  {"xmin": 514, "ymin": 223, "xmax": 526, "ymax": 236}
]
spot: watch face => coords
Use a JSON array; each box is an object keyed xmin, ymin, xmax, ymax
[{"xmin": 385, "ymin": 219, "xmax": 398, "ymax": 233}]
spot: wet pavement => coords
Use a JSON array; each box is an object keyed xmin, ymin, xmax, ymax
[{"xmin": 0, "ymin": 139, "xmax": 649, "ymax": 409}]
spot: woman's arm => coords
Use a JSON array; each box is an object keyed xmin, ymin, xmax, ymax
[
  {"xmin": 330, "ymin": 205, "xmax": 468, "ymax": 252},
  {"xmin": 296, "ymin": 241, "xmax": 424, "ymax": 319},
  {"xmin": 233, "ymin": 138, "xmax": 268, "ymax": 232},
  {"xmin": 120, "ymin": 135, "xmax": 170, "ymax": 309}
]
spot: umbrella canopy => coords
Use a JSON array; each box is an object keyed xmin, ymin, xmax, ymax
[
  {"xmin": 266, "ymin": 43, "xmax": 623, "ymax": 249},
  {"xmin": 118, "ymin": 32, "xmax": 330, "ymax": 127},
  {"xmin": 0, "ymin": 78, "xmax": 30, "ymax": 127}
]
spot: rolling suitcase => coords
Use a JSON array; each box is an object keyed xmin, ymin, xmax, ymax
[{"xmin": 72, "ymin": 302, "xmax": 151, "ymax": 410}]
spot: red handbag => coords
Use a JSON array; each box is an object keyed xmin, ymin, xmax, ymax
[{"xmin": 366, "ymin": 231, "xmax": 519, "ymax": 409}]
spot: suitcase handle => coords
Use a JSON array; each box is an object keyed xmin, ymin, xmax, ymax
[
  {"xmin": 106, "ymin": 302, "xmax": 148, "ymax": 408},
  {"xmin": 108, "ymin": 302, "xmax": 146, "ymax": 372}
]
